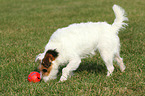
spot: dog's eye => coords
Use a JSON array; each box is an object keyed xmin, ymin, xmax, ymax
[{"xmin": 42, "ymin": 69, "xmax": 47, "ymax": 72}]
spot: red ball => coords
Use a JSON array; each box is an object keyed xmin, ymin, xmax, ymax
[{"xmin": 28, "ymin": 72, "xmax": 41, "ymax": 83}]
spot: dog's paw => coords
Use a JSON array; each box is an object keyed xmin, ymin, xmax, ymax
[
  {"xmin": 107, "ymin": 71, "xmax": 112, "ymax": 76},
  {"xmin": 120, "ymin": 65, "xmax": 126, "ymax": 72},
  {"xmin": 59, "ymin": 76, "xmax": 67, "ymax": 82}
]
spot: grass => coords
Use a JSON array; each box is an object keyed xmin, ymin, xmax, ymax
[{"xmin": 1, "ymin": 0, "xmax": 145, "ymax": 95}]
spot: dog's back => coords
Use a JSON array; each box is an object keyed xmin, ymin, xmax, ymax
[{"xmin": 48, "ymin": 22, "xmax": 111, "ymax": 57}]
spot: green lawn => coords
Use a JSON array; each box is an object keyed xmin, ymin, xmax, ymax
[{"xmin": 1, "ymin": 0, "xmax": 145, "ymax": 95}]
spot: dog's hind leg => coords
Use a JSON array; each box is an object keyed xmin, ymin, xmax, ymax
[
  {"xmin": 114, "ymin": 54, "xmax": 125, "ymax": 72},
  {"xmin": 59, "ymin": 57, "xmax": 81, "ymax": 82},
  {"xmin": 99, "ymin": 50, "xmax": 115, "ymax": 76}
]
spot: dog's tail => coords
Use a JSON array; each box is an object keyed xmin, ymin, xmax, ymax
[{"xmin": 112, "ymin": 4, "xmax": 128, "ymax": 32}]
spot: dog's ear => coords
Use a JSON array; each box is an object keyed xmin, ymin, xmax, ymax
[
  {"xmin": 46, "ymin": 49, "xmax": 59, "ymax": 59},
  {"xmin": 42, "ymin": 49, "xmax": 59, "ymax": 68},
  {"xmin": 42, "ymin": 53, "xmax": 53, "ymax": 68},
  {"xmin": 35, "ymin": 53, "xmax": 45, "ymax": 63}
]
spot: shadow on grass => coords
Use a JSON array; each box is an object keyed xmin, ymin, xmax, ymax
[{"xmin": 76, "ymin": 60, "xmax": 107, "ymax": 75}]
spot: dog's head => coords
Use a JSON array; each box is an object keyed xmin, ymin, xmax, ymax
[{"xmin": 36, "ymin": 49, "xmax": 58, "ymax": 78}]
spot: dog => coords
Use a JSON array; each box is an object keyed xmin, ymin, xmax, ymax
[{"xmin": 35, "ymin": 4, "xmax": 128, "ymax": 82}]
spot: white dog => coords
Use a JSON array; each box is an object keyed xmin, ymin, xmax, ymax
[{"xmin": 35, "ymin": 4, "xmax": 128, "ymax": 82}]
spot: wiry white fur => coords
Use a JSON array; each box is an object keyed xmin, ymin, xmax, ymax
[
  {"xmin": 35, "ymin": 4, "xmax": 128, "ymax": 82},
  {"xmin": 112, "ymin": 4, "xmax": 128, "ymax": 32}
]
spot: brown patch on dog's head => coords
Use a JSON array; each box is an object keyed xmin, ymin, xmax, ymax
[{"xmin": 39, "ymin": 49, "xmax": 58, "ymax": 76}]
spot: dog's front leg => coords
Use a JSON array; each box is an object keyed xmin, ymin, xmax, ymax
[{"xmin": 59, "ymin": 58, "xmax": 81, "ymax": 82}]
